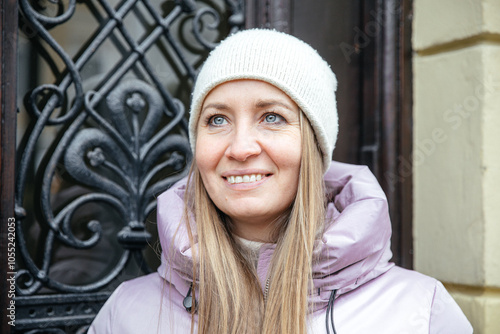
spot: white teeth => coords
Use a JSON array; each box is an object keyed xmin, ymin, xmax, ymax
[{"xmin": 226, "ymin": 174, "xmax": 264, "ymax": 184}]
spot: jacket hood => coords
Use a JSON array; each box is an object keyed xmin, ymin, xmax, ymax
[{"xmin": 156, "ymin": 161, "xmax": 394, "ymax": 308}]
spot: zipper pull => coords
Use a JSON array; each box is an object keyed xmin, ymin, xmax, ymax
[{"xmin": 183, "ymin": 283, "xmax": 196, "ymax": 312}]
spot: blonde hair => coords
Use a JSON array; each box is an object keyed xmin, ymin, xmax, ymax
[{"xmin": 182, "ymin": 112, "xmax": 326, "ymax": 334}]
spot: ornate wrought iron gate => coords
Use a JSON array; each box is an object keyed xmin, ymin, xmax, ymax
[{"xmin": 11, "ymin": 0, "xmax": 243, "ymax": 332}]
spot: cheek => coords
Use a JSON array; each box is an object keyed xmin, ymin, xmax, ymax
[
  {"xmin": 195, "ymin": 136, "xmax": 222, "ymax": 177},
  {"xmin": 271, "ymin": 136, "xmax": 302, "ymax": 170},
  {"xmin": 195, "ymin": 147, "xmax": 210, "ymax": 174},
  {"xmin": 279, "ymin": 137, "xmax": 302, "ymax": 195}
]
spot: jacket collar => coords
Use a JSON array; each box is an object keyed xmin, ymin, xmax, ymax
[{"xmin": 309, "ymin": 161, "xmax": 394, "ymax": 309}]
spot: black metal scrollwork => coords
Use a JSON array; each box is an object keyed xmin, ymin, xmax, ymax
[{"xmin": 15, "ymin": 0, "xmax": 244, "ymax": 332}]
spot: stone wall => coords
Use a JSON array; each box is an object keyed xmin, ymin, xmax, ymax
[{"xmin": 413, "ymin": 0, "xmax": 500, "ymax": 332}]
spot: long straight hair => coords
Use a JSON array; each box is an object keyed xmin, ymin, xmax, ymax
[{"xmin": 182, "ymin": 111, "xmax": 326, "ymax": 333}]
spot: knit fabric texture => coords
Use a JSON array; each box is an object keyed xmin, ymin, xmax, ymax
[{"xmin": 189, "ymin": 29, "xmax": 338, "ymax": 173}]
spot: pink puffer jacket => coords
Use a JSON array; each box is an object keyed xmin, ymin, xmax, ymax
[{"xmin": 89, "ymin": 161, "xmax": 472, "ymax": 333}]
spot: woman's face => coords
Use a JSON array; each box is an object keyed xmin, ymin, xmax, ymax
[{"xmin": 196, "ymin": 80, "xmax": 302, "ymax": 241}]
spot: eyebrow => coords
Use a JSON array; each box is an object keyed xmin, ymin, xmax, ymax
[
  {"xmin": 201, "ymin": 103, "xmax": 230, "ymax": 113},
  {"xmin": 255, "ymin": 99, "xmax": 295, "ymax": 111}
]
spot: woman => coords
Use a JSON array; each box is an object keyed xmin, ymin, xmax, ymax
[{"xmin": 89, "ymin": 29, "xmax": 472, "ymax": 333}]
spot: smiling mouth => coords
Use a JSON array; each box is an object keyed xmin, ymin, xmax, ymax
[{"xmin": 224, "ymin": 174, "xmax": 270, "ymax": 184}]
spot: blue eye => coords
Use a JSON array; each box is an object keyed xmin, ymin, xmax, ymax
[
  {"xmin": 265, "ymin": 114, "xmax": 281, "ymax": 123},
  {"xmin": 210, "ymin": 116, "xmax": 227, "ymax": 125}
]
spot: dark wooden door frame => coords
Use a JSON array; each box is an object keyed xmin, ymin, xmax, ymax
[
  {"xmin": 381, "ymin": 0, "xmax": 412, "ymax": 269},
  {"xmin": 245, "ymin": 0, "xmax": 414, "ymax": 269},
  {"xmin": 1, "ymin": 0, "xmax": 19, "ymax": 332},
  {"xmin": 358, "ymin": 0, "xmax": 413, "ymax": 269}
]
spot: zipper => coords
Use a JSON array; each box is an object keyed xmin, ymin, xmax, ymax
[{"xmin": 264, "ymin": 277, "xmax": 270, "ymax": 301}]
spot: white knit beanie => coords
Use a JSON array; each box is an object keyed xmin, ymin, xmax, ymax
[{"xmin": 189, "ymin": 29, "xmax": 338, "ymax": 173}]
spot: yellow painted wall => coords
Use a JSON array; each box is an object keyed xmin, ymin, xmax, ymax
[{"xmin": 413, "ymin": 0, "xmax": 500, "ymax": 333}]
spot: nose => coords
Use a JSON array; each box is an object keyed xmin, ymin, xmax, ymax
[{"xmin": 225, "ymin": 125, "xmax": 261, "ymax": 161}]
